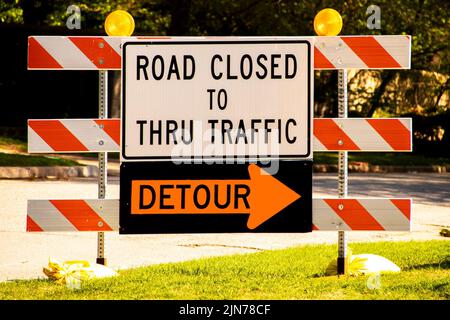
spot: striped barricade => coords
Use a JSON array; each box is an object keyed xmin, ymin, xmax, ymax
[
  {"xmin": 28, "ymin": 118, "xmax": 412, "ymax": 153},
  {"xmin": 27, "ymin": 199, "xmax": 119, "ymax": 232},
  {"xmin": 26, "ymin": 34, "xmax": 413, "ymax": 235},
  {"xmin": 28, "ymin": 35, "xmax": 411, "ymax": 70},
  {"xmin": 312, "ymin": 198, "xmax": 411, "ymax": 231},
  {"xmin": 314, "ymin": 35, "xmax": 411, "ymax": 69},
  {"xmin": 313, "ymin": 118, "xmax": 412, "ymax": 151},
  {"xmin": 28, "ymin": 119, "xmax": 120, "ymax": 153},
  {"xmin": 27, "ymin": 198, "xmax": 411, "ymax": 232}
]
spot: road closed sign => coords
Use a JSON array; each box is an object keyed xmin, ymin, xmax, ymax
[{"xmin": 122, "ymin": 39, "xmax": 313, "ymax": 161}]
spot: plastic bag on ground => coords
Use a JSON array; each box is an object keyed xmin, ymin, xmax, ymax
[
  {"xmin": 43, "ymin": 258, "xmax": 118, "ymax": 285},
  {"xmin": 325, "ymin": 249, "xmax": 400, "ymax": 276}
]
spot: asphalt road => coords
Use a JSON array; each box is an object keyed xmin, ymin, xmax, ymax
[
  {"xmin": 0, "ymin": 173, "xmax": 448, "ymax": 281},
  {"xmin": 315, "ymin": 173, "xmax": 450, "ymax": 207}
]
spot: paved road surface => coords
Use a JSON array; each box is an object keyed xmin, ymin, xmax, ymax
[{"xmin": 0, "ymin": 173, "xmax": 449, "ymax": 281}]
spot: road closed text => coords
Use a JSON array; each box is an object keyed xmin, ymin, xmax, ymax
[
  {"xmin": 135, "ymin": 118, "xmax": 298, "ymax": 146},
  {"xmin": 136, "ymin": 53, "xmax": 298, "ymax": 81},
  {"xmin": 133, "ymin": 53, "xmax": 300, "ymax": 149}
]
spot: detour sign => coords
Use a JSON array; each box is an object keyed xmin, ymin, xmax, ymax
[
  {"xmin": 131, "ymin": 164, "xmax": 300, "ymax": 229},
  {"xmin": 120, "ymin": 161, "xmax": 312, "ymax": 234}
]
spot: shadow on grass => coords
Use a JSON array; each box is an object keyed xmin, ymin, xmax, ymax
[
  {"xmin": 404, "ymin": 257, "xmax": 450, "ymax": 271},
  {"xmin": 433, "ymin": 283, "xmax": 450, "ymax": 299},
  {"xmin": 3, "ymin": 278, "xmax": 52, "ymax": 285}
]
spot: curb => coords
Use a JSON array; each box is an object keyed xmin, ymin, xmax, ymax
[
  {"xmin": 0, "ymin": 163, "xmax": 448, "ymax": 179},
  {"xmin": 313, "ymin": 163, "xmax": 449, "ymax": 173}
]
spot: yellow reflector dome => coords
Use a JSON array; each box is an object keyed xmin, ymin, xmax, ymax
[
  {"xmin": 105, "ymin": 10, "xmax": 135, "ymax": 36},
  {"xmin": 314, "ymin": 8, "xmax": 343, "ymax": 36}
]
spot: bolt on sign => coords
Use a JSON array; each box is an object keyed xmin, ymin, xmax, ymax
[{"xmin": 120, "ymin": 38, "xmax": 313, "ymax": 234}]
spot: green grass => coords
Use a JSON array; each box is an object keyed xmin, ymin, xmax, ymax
[
  {"xmin": 0, "ymin": 136, "xmax": 27, "ymax": 153},
  {"xmin": 1, "ymin": 240, "xmax": 449, "ymax": 300},
  {"xmin": 77, "ymin": 152, "xmax": 120, "ymax": 160},
  {"xmin": 0, "ymin": 136, "xmax": 81, "ymax": 166},
  {"xmin": 314, "ymin": 152, "xmax": 450, "ymax": 166},
  {"xmin": 0, "ymin": 153, "xmax": 80, "ymax": 166}
]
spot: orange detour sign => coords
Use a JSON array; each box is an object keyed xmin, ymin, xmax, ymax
[
  {"xmin": 130, "ymin": 164, "xmax": 300, "ymax": 230},
  {"xmin": 120, "ymin": 161, "xmax": 312, "ymax": 233}
]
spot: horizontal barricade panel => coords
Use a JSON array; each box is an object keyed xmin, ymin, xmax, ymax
[
  {"xmin": 27, "ymin": 198, "xmax": 411, "ymax": 232},
  {"xmin": 28, "ymin": 35, "xmax": 411, "ymax": 70},
  {"xmin": 28, "ymin": 118, "xmax": 412, "ymax": 153}
]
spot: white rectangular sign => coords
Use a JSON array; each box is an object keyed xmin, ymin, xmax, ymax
[{"xmin": 122, "ymin": 39, "xmax": 313, "ymax": 161}]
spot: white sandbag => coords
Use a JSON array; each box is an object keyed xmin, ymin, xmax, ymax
[{"xmin": 353, "ymin": 254, "xmax": 400, "ymax": 274}]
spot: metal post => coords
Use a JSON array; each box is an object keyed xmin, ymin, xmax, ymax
[
  {"xmin": 97, "ymin": 70, "xmax": 108, "ymax": 265},
  {"xmin": 337, "ymin": 69, "xmax": 348, "ymax": 275}
]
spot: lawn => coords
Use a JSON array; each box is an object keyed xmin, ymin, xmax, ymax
[
  {"xmin": 314, "ymin": 152, "xmax": 450, "ymax": 166},
  {"xmin": 0, "ymin": 136, "xmax": 81, "ymax": 166},
  {"xmin": 0, "ymin": 240, "xmax": 448, "ymax": 300},
  {"xmin": 0, "ymin": 136, "xmax": 27, "ymax": 153},
  {"xmin": 0, "ymin": 153, "xmax": 80, "ymax": 166}
]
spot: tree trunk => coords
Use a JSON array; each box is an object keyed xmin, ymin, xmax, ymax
[
  {"xmin": 366, "ymin": 70, "xmax": 396, "ymax": 117},
  {"xmin": 434, "ymin": 77, "xmax": 450, "ymax": 110},
  {"xmin": 110, "ymin": 71, "xmax": 121, "ymax": 118}
]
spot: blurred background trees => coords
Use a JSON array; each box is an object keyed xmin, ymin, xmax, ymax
[{"xmin": 0, "ymin": 0, "xmax": 448, "ymax": 155}]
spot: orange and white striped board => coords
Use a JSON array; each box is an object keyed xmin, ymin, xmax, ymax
[
  {"xmin": 314, "ymin": 118, "xmax": 412, "ymax": 151},
  {"xmin": 314, "ymin": 35, "xmax": 411, "ymax": 70},
  {"xmin": 28, "ymin": 119, "xmax": 120, "ymax": 153},
  {"xmin": 28, "ymin": 35, "xmax": 411, "ymax": 70},
  {"xmin": 28, "ymin": 36, "xmax": 123, "ymax": 70},
  {"xmin": 27, "ymin": 199, "xmax": 119, "ymax": 232},
  {"xmin": 312, "ymin": 198, "xmax": 411, "ymax": 231},
  {"xmin": 26, "ymin": 198, "xmax": 411, "ymax": 232},
  {"xmin": 27, "ymin": 118, "xmax": 412, "ymax": 153}
]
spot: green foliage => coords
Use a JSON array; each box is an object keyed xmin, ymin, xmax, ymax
[
  {"xmin": 0, "ymin": 0, "xmax": 22, "ymax": 23},
  {"xmin": 14, "ymin": 0, "xmax": 170, "ymax": 33},
  {"xmin": 0, "ymin": 136, "xmax": 27, "ymax": 153},
  {"xmin": 0, "ymin": 0, "xmax": 448, "ymax": 150},
  {"xmin": 0, "ymin": 240, "xmax": 449, "ymax": 299}
]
